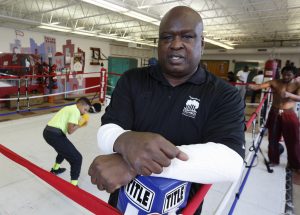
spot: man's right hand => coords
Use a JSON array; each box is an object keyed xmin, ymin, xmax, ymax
[
  {"xmin": 248, "ymin": 84, "xmax": 259, "ymax": 91},
  {"xmin": 113, "ymin": 131, "xmax": 188, "ymax": 176},
  {"xmin": 88, "ymin": 154, "xmax": 137, "ymax": 193}
]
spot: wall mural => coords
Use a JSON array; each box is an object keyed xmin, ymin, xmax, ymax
[
  {"xmin": 0, "ymin": 32, "xmax": 95, "ymax": 98},
  {"xmin": 30, "ymin": 38, "xmax": 45, "ymax": 58},
  {"xmin": 10, "ymin": 30, "xmax": 31, "ymax": 54}
]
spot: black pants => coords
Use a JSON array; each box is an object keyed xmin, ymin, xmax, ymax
[
  {"xmin": 251, "ymin": 90, "xmax": 261, "ymax": 103},
  {"xmin": 43, "ymin": 126, "xmax": 82, "ymax": 180}
]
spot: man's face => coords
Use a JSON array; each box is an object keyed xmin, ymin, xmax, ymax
[
  {"xmin": 158, "ymin": 12, "xmax": 203, "ymax": 78},
  {"xmin": 282, "ymin": 71, "xmax": 295, "ymax": 83}
]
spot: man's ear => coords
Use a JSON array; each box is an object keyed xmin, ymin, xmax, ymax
[{"xmin": 201, "ymin": 35, "xmax": 205, "ymax": 55}]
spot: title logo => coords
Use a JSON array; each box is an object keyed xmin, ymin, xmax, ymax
[
  {"xmin": 162, "ymin": 183, "xmax": 188, "ymax": 213},
  {"xmin": 125, "ymin": 178, "xmax": 155, "ymax": 212}
]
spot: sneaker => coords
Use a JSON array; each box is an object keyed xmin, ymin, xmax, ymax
[{"xmin": 50, "ymin": 167, "xmax": 66, "ymax": 175}]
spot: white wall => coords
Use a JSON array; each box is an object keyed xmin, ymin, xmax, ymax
[{"xmin": 0, "ymin": 27, "xmax": 156, "ymax": 71}]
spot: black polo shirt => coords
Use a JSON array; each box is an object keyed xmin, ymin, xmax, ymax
[
  {"xmin": 103, "ymin": 64, "xmax": 245, "ymax": 213},
  {"xmin": 102, "ymin": 64, "xmax": 245, "ymax": 157}
]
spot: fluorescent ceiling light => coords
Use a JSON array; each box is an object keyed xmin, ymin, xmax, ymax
[
  {"xmin": 113, "ymin": 38, "xmax": 132, "ymax": 43},
  {"xmin": 204, "ymin": 37, "xmax": 234, "ymax": 49},
  {"xmin": 97, "ymin": 34, "xmax": 114, "ymax": 39},
  {"xmin": 82, "ymin": 0, "xmax": 128, "ymax": 12},
  {"xmin": 38, "ymin": 24, "xmax": 157, "ymax": 48},
  {"xmin": 152, "ymin": 21, "xmax": 160, "ymax": 26},
  {"xmin": 50, "ymin": 22, "xmax": 60, "ymax": 25},
  {"xmin": 83, "ymin": 0, "xmax": 160, "ymax": 25},
  {"xmin": 120, "ymin": 36, "xmax": 158, "ymax": 47},
  {"xmin": 108, "ymin": 33, "xmax": 118, "ymax": 36},
  {"xmin": 72, "ymin": 30, "xmax": 96, "ymax": 36},
  {"xmin": 138, "ymin": 0, "xmax": 180, "ymax": 9},
  {"xmin": 72, "ymin": 32, "xmax": 113, "ymax": 39},
  {"xmin": 113, "ymin": 37, "xmax": 157, "ymax": 47},
  {"xmin": 75, "ymin": 27, "xmax": 85, "ymax": 30},
  {"xmin": 137, "ymin": 42, "xmax": 157, "ymax": 47},
  {"xmin": 227, "ymin": 42, "xmax": 239, "ymax": 46},
  {"xmin": 38, "ymin": 24, "xmax": 72, "ymax": 32},
  {"xmin": 40, "ymin": 23, "xmax": 70, "ymax": 28}
]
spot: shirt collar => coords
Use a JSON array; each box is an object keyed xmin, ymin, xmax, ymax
[{"xmin": 149, "ymin": 64, "xmax": 207, "ymax": 86}]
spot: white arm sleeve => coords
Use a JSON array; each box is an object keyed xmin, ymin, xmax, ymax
[
  {"xmin": 97, "ymin": 123, "xmax": 128, "ymax": 154},
  {"xmin": 152, "ymin": 142, "xmax": 244, "ymax": 184},
  {"xmin": 97, "ymin": 124, "xmax": 244, "ymax": 183}
]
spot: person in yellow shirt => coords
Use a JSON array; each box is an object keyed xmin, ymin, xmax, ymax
[{"xmin": 43, "ymin": 97, "xmax": 91, "ymax": 186}]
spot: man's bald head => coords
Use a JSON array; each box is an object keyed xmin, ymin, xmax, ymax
[{"xmin": 159, "ymin": 6, "xmax": 203, "ymax": 34}]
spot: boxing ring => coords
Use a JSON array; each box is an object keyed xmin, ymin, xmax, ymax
[
  {"xmin": 0, "ymin": 77, "xmax": 291, "ymax": 214},
  {"xmin": 0, "ymin": 70, "xmax": 107, "ymax": 112}
]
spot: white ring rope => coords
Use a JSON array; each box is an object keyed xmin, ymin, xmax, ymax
[
  {"xmin": 215, "ymin": 95, "xmax": 272, "ymax": 214},
  {"xmin": 215, "ymin": 126, "xmax": 265, "ymax": 214},
  {"xmin": 107, "ymin": 85, "xmax": 114, "ymax": 88},
  {"xmin": 0, "ymin": 84, "xmax": 100, "ymax": 101}
]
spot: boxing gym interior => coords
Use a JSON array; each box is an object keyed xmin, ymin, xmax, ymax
[{"xmin": 0, "ymin": 0, "xmax": 300, "ymax": 214}]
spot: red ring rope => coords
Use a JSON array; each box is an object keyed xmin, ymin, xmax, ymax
[{"xmin": 0, "ymin": 144, "xmax": 121, "ymax": 215}]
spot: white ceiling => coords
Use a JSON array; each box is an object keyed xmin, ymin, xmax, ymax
[{"xmin": 0, "ymin": 0, "xmax": 300, "ymax": 49}]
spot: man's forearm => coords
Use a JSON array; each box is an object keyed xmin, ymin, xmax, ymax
[
  {"xmin": 287, "ymin": 92, "xmax": 300, "ymax": 102},
  {"xmin": 68, "ymin": 124, "xmax": 80, "ymax": 134},
  {"xmin": 152, "ymin": 142, "xmax": 244, "ymax": 183},
  {"xmin": 97, "ymin": 124, "xmax": 244, "ymax": 183}
]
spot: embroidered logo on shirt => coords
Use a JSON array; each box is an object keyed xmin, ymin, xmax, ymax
[{"xmin": 182, "ymin": 96, "xmax": 200, "ymax": 118}]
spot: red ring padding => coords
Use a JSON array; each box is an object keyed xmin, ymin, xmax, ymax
[{"xmin": 0, "ymin": 144, "xmax": 121, "ymax": 215}]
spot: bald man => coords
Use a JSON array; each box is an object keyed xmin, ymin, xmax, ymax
[{"xmin": 89, "ymin": 6, "xmax": 245, "ymax": 214}]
